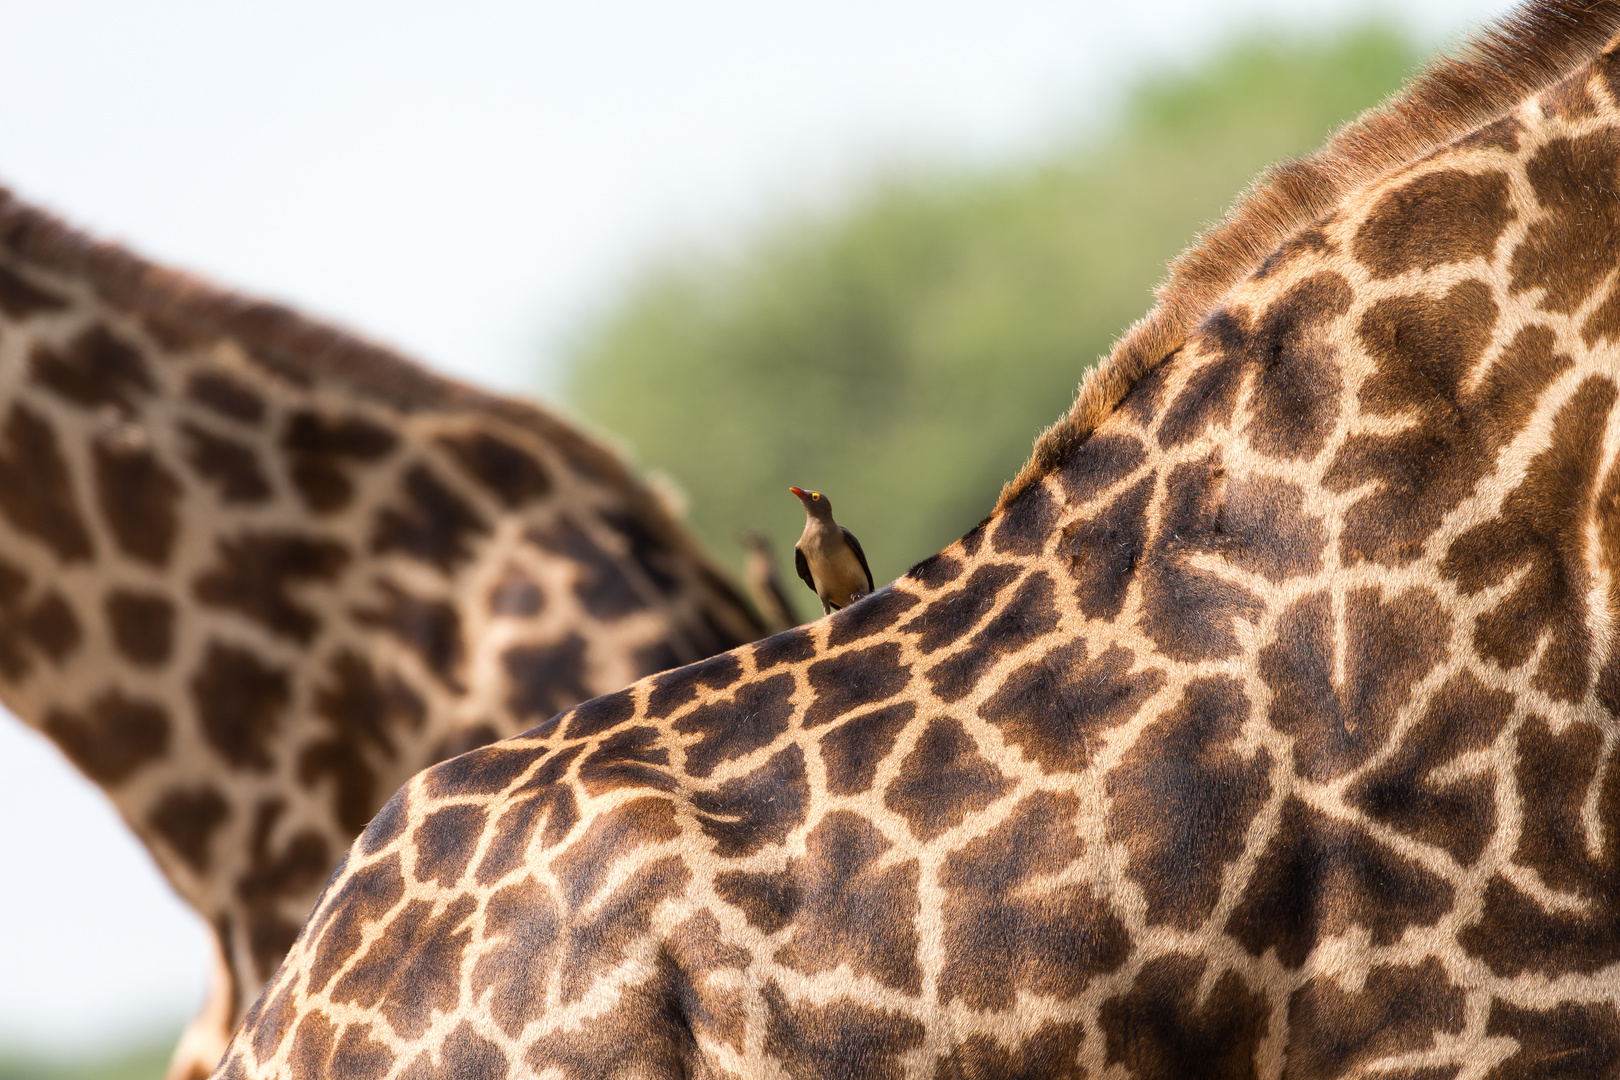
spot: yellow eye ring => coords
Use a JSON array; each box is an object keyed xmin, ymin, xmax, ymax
[{"xmin": 811, "ymin": 493, "xmax": 820, "ymax": 500}]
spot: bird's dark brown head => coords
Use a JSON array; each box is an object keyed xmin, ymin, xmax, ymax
[{"xmin": 789, "ymin": 486, "xmax": 834, "ymax": 520}]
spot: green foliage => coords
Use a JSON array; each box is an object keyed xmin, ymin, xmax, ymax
[
  {"xmin": 564, "ymin": 24, "xmax": 1423, "ymax": 599},
  {"xmin": 0, "ymin": 1039, "xmax": 172, "ymax": 1080}
]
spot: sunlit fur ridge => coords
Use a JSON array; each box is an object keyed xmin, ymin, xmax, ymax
[{"xmin": 1002, "ymin": 0, "xmax": 1620, "ymax": 509}]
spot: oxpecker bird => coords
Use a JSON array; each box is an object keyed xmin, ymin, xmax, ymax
[
  {"xmin": 741, "ymin": 531, "xmax": 801, "ymax": 632},
  {"xmin": 789, "ymin": 486, "xmax": 873, "ymax": 615}
]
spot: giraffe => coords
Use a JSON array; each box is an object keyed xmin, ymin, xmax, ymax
[
  {"xmin": 0, "ymin": 188, "xmax": 766, "ymax": 1078},
  {"xmin": 215, "ymin": 1, "xmax": 1620, "ymax": 1076}
]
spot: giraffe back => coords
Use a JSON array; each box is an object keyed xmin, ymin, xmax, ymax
[{"xmin": 221, "ymin": 3, "xmax": 1620, "ymax": 1077}]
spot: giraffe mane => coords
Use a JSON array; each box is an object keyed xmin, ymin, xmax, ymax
[
  {"xmin": 998, "ymin": 0, "xmax": 1620, "ymax": 510},
  {"xmin": 0, "ymin": 185, "xmax": 714, "ymax": 563}
]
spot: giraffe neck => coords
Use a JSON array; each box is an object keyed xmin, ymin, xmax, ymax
[
  {"xmin": 0, "ymin": 189, "xmax": 762, "ymax": 1078},
  {"xmin": 221, "ymin": 6, "xmax": 1620, "ymax": 1078}
]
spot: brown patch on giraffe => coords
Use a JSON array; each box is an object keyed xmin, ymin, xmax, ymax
[
  {"xmin": 693, "ymin": 744, "xmax": 808, "ymax": 857},
  {"xmin": 601, "ymin": 507, "xmax": 687, "ymax": 597},
  {"xmin": 1353, "ymin": 169, "xmax": 1516, "ymax": 278},
  {"xmin": 437, "ymin": 429, "xmax": 552, "ymax": 508},
  {"xmin": 899, "ymin": 561, "xmax": 1020, "ymax": 653},
  {"xmin": 1109, "ymin": 676, "xmax": 1272, "ymax": 929},
  {"xmin": 932, "ymin": 1023, "xmax": 1086, "ymax": 1080},
  {"xmin": 557, "ymin": 855, "xmax": 691, "ymax": 1004},
  {"xmin": 561, "ymin": 686, "xmax": 635, "ymax": 739},
  {"xmin": 236, "ymin": 799, "xmax": 333, "ymax": 979},
  {"xmin": 1483, "ymin": 1000, "xmax": 1620, "ymax": 1080},
  {"xmin": 245, "ymin": 980, "xmax": 298, "ymax": 1068},
  {"xmin": 1138, "ymin": 453, "xmax": 1266, "ymax": 660},
  {"xmin": 525, "ymin": 988, "xmax": 698, "ymax": 1079},
  {"xmin": 191, "ymin": 641, "xmax": 289, "ymax": 771},
  {"xmin": 925, "ymin": 571, "xmax": 1059, "ymax": 703},
  {"xmin": 30, "ymin": 325, "xmax": 153, "ymax": 414},
  {"xmin": 1541, "ymin": 68, "xmax": 1599, "ymax": 117},
  {"xmin": 1098, "ymin": 955, "xmax": 1268, "ymax": 1080},
  {"xmin": 473, "ymin": 747, "xmax": 584, "ymax": 885},
  {"xmin": 941, "ymin": 790, "xmax": 1128, "ymax": 1009},
  {"xmin": 675, "ymin": 671, "xmax": 796, "ymax": 777},
  {"xmin": 1261, "ymin": 587, "xmax": 1449, "ymax": 782},
  {"xmin": 980, "ymin": 640, "xmax": 1163, "ymax": 775},
  {"xmin": 1510, "ymin": 130, "xmax": 1620, "ymax": 312},
  {"xmin": 819, "ymin": 700, "xmax": 917, "ymax": 795},
  {"xmin": 305, "ymin": 858, "xmax": 407, "ymax": 996},
  {"xmin": 322, "ymin": 1023, "xmax": 392, "ymax": 1079},
  {"xmin": 329, "ymin": 894, "xmax": 477, "ymax": 1039},
  {"xmin": 1059, "ymin": 472, "xmax": 1153, "ymax": 622},
  {"xmin": 771, "ymin": 810, "xmax": 923, "ymax": 993},
  {"xmin": 399, "ymin": 1023, "xmax": 505, "ymax": 1080},
  {"xmin": 714, "ymin": 866, "xmax": 797, "ymax": 933},
  {"xmin": 1157, "ymin": 335, "xmax": 1246, "ymax": 449},
  {"xmin": 905, "ymin": 551, "xmax": 963, "ymax": 588},
  {"xmin": 884, "ymin": 716, "xmax": 1011, "ymax": 842},
  {"xmin": 147, "ymin": 786, "xmax": 230, "ymax": 873},
  {"xmin": 1284, "ymin": 958, "xmax": 1465, "ymax": 1080},
  {"xmin": 824, "ymin": 587, "xmax": 919, "ymax": 647},
  {"xmin": 43, "ymin": 691, "xmax": 169, "ymax": 785},
  {"xmin": 423, "ymin": 740, "xmax": 548, "ymax": 800},
  {"xmin": 469, "ymin": 876, "xmax": 560, "ymax": 1037},
  {"xmin": 186, "ymin": 372, "xmax": 266, "ymax": 425},
  {"xmin": 1055, "ymin": 431, "xmax": 1147, "ymax": 506},
  {"xmin": 1238, "ymin": 271, "xmax": 1353, "ymax": 461},
  {"xmin": 645, "ymin": 652, "xmax": 744, "ymax": 718},
  {"xmin": 991, "ymin": 480, "xmax": 1058, "ymax": 556},
  {"xmin": 371, "ymin": 463, "xmax": 489, "ymax": 571},
  {"xmin": 1478, "ymin": 326, "xmax": 1574, "ymax": 440},
  {"xmin": 1256, "ymin": 223, "xmax": 1337, "ymax": 280},
  {"xmin": 104, "ymin": 590, "xmax": 175, "ymax": 667},
  {"xmin": 1461, "ymin": 712, "xmax": 1620, "ymax": 976},
  {"xmin": 1455, "ymin": 114, "xmax": 1522, "ymax": 153},
  {"xmin": 554, "ymin": 795, "xmax": 682, "ymax": 910},
  {"xmin": 667, "ymin": 909, "xmax": 752, "ymax": 1057},
  {"xmin": 1347, "ymin": 670, "xmax": 1513, "ymax": 865},
  {"xmin": 284, "ymin": 1010, "xmax": 335, "ymax": 1080},
  {"xmin": 195, "ymin": 531, "xmax": 348, "ymax": 644},
  {"xmin": 487, "ymin": 565, "xmax": 543, "ymax": 616},
  {"xmin": 1115, "ymin": 354, "xmax": 1173, "ymax": 427},
  {"xmin": 762, "ymin": 981, "xmax": 926, "ymax": 1080},
  {"xmin": 359, "ymin": 789, "xmax": 409, "ymax": 857},
  {"xmin": 280, "ymin": 409, "xmax": 397, "ymax": 514},
  {"xmin": 0, "ymin": 262, "xmax": 67, "ymax": 316},
  {"xmin": 19, "ymin": 590, "xmax": 78, "ymax": 665},
  {"xmin": 1445, "ymin": 375, "xmax": 1616, "ymax": 702},
  {"xmin": 353, "ymin": 578, "xmax": 465, "ymax": 690},
  {"xmin": 1230, "ymin": 476, "xmax": 1329, "ymax": 581},
  {"xmin": 579, "ymin": 725, "xmax": 676, "ymax": 796},
  {"xmin": 411, "ymin": 805, "xmax": 488, "ymax": 886},
  {"xmin": 803, "ymin": 641, "xmax": 910, "ymax": 728},
  {"xmin": 1226, "ymin": 795, "xmax": 1453, "ymax": 967},
  {"xmin": 752, "ymin": 624, "xmax": 816, "ymax": 670},
  {"xmin": 502, "ymin": 634, "xmax": 591, "ymax": 721},
  {"xmin": 528, "ymin": 515, "xmax": 648, "ymax": 619},
  {"xmin": 180, "ymin": 422, "xmax": 272, "ymax": 503},
  {"xmin": 92, "ymin": 438, "xmax": 181, "ymax": 567},
  {"xmin": 299, "ymin": 651, "xmax": 425, "ymax": 833},
  {"xmin": 1325, "ymin": 279, "xmax": 1498, "ymax": 566},
  {"xmin": 0, "ymin": 403, "xmax": 93, "ymax": 562}
]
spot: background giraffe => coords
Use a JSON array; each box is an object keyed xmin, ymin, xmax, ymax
[
  {"xmin": 217, "ymin": 0, "xmax": 1620, "ymax": 1076},
  {"xmin": 0, "ymin": 188, "xmax": 765, "ymax": 1079}
]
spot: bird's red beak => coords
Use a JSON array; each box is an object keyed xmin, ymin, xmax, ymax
[{"xmin": 789, "ymin": 486, "xmax": 806, "ymax": 499}]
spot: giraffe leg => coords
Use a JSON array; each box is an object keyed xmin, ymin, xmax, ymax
[{"xmin": 163, "ymin": 930, "xmax": 236, "ymax": 1080}]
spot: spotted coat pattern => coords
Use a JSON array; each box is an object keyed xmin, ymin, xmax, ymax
[
  {"xmin": 0, "ymin": 192, "xmax": 764, "ymax": 1079},
  {"xmin": 222, "ymin": 11, "xmax": 1620, "ymax": 1080}
]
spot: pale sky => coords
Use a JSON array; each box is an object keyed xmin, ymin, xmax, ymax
[{"xmin": 0, "ymin": 0, "xmax": 1519, "ymax": 1054}]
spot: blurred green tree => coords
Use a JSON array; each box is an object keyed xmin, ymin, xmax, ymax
[{"xmin": 563, "ymin": 24, "xmax": 1422, "ymax": 607}]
